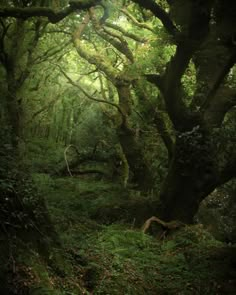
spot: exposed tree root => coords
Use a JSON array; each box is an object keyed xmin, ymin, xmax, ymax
[{"xmin": 142, "ymin": 216, "xmax": 185, "ymax": 238}]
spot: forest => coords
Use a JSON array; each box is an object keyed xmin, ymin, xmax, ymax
[{"xmin": 0, "ymin": 0, "xmax": 236, "ymax": 294}]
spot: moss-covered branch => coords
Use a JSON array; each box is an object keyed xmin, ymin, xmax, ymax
[
  {"xmin": 0, "ymin": 0, "xmax": 101, "ymax": 23},
  {"xmin": 120, "ymin": 8, "xmax": 155, "ymax": 33},
  {"xmin": 74, "ymin": 41, "xmax": 118, "ymax": 82},
  {"xmin": 89, "ymin": 8, "xmax": 134, "ymax": 63},
  {"xmin": 104, "ymin": 22, "xmax": 148, "ymax": 43},
  {"xmin": 73, "ymin": 13, "xmax": 119, "ymax": 82}
]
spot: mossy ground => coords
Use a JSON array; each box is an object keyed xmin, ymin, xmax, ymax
[
  {"xmin": 3, "ymin": 173, "xmax": 236, "ymax": 294},
  {"xmin": 17, "ymin": 174, "xmax": 235, "ymax": 295}
]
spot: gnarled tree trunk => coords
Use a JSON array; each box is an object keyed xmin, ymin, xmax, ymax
[{"xmin": 159, "ymin": 129, "xmax": 218, "ymax": 223}]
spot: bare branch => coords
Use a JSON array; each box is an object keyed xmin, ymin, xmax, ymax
[
  {"xmin": 130, "ymin": 0, "xmax": 179, "ymax": 36},
  {"xmin": 28, "ymin": 95, "xmax": 60, "ymax": 124},
  {"xmin": 33, "ymin": 40, "xmax": 71, "ymax": 64},
  {"xmin": 55, "ymin": 63, "xmax": 125, "ymax": 117}
]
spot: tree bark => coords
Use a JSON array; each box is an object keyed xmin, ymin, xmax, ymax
[
  {"xmin": 159, "ymin": 129, "xmax": 222, "ymax": 223},
  {"xmin": 116, "ymin": 83, "xmax": 155, "ymax": 191},
  {"xmin": 118, "ymin": 122, "xmax": 154, "ymax": 191}
]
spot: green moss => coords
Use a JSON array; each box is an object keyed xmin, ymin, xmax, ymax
[
  {"xmin": 8, "ymin": 242, "xmax": 87, "ymax": 295},
  {"xmin": 28, "ymin": 176, "xmax": 236, "ymax": 294},
  {"xmin": 71, "ymin": 224, "xmax": 233, "ymax": 295}
]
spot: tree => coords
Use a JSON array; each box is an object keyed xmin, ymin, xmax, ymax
[
  {"xmin": 1, "ymin": 0, "xmax": 236, "ymax": 225},
  {"xmin": 0, "ymin": 0, "xmax": 101, "ymax": 148},
  {"xmin": 132, "ymin": 0, "xmax": 236, "ymax": 222},
  {"xmin": 68, "ymin": 4, "xmax": 156, "ymax": 190},
  {"xmin": 0, "ymin": 1, "xmax": 104, "ymax": 291}
]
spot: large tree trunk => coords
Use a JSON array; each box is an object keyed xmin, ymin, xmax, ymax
[{"xmin": 159, "ymin": 128, "xmax": 220, "ymax": 223}]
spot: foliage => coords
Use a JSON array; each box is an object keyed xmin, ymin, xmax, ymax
[
  {"xmin": 22, "ymin": 138, "xmax": 65, "ymax": 173},
  {"xmin": 3, "ymin": 239, "xmax": 89, "ymax": 295},
  {"xmin": 33, "ymin": 175, "xmax": 160, "ymax": 227},
  {"xmin": 61, "ymin": 222, "xmax": 233, "ymax": 295},
  {"xmin": 32, "ymin": 174, "xmax": 235, "ymax": 295}
]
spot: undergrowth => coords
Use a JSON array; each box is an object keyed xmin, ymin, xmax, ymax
[
  {"xmin": 31, "ymin": 175, "xmax": 236, "ymax": 295},
  {"xmin": 63, "ymin": 224, "xmax": 232, "ymax": 295}
]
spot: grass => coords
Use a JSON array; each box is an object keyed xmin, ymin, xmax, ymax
[{"xmin": 29, "ymin": 174, "xmax": 236, "ymax": 295}]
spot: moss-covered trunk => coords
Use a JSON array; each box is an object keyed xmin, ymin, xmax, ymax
[
  {"xmin": 118, "ymin": 123, "xmax": 154, "ymax": 191},
  {"xmin": 159, "ymin": 129, "xmax": 219, "ymax": 223},
  {"xmin": 116, "ymin": 83, "xmax": 154, "ymax": 191}
]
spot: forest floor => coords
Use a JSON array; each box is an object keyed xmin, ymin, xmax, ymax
[{"xmin": 20, "ymin": 173, "xmax": 235, "ymax": 295}]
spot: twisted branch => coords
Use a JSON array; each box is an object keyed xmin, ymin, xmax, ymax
[{"xmin": 0, "ymin": 0, "xmax": 101, "ymax": 23}]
